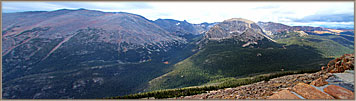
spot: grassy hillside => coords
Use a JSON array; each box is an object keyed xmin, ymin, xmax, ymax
[
  {"xmin": 146, "ymin": 38, "xmax": 331, "ymax": 91},
  {"xmin": 275, "ymin": 32, "xmax": 354, "ymax": 58}
]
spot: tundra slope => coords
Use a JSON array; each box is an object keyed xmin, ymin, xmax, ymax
[{"xmin": 2, "ymin": 9, "xmax": 204, "ymax": 99}]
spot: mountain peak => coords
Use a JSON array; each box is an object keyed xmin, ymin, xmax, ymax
[
  {"xmin": 204, "ymin": 18, "xmax": 266, "ymax": 42},
  {"xmin": 201, "ymin": 18, "xmax": 278, "ymax": 48},
  {"xmin": 77, "ymin": 8, "xmax": 87, "ymax": 10},
  {"xmin": 224, "ymin": 18, "xmax": 255, "ymax": 24}
]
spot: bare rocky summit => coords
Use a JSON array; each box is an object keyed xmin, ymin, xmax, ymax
[
  {"xmin": 205, "ymin": 18, "xmax": 267, "ymax": 42},
  {"xmin": 199, "ymin": 18, "xmax": 276, "ymax": 49}
]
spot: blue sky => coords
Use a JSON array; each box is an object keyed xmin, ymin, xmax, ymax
[{"xmin": 2, "ymin": 1, "xmax": 354, "ymax": 29}]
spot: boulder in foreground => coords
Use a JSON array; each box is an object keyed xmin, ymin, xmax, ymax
[
  {"xmin": 267, "ymin": 90, "xmax": 300, "ymax": 99},
  {"xmin": 292, "ymin": 83, "xmax": 334, "ymax": 99},
  {"xmin": 323, "ymin": 85, "xmax": 355, "ymax": 99}
]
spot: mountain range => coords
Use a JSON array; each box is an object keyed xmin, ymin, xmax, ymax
[{"xmin": 2, "ymin": 9, "xmax": 354, "ymax": 99}]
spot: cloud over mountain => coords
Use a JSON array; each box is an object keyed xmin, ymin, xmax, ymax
[{"xmin": 293, "ymin": 13, "xmax": 354, "ymax": 22}]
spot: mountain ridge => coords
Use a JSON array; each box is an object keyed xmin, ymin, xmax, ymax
[{"xmin": 2, "ymin": 9, "xmax": 203, "ymax": 99}]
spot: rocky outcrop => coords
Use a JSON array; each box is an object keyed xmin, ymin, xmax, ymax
[
  {"xmin": 268, "ymin": 53, "xmax": 355, "ymax": 100},
  {"xmin": 153, "ymin": 19, "xmax": 200, "ymax": 36},
  {"xmin": 200, "ymin": 18, "xmax": 276, "ymax": 49},
  {"xmin": 270, "ymin": 82, "xmax": 355, "ymax": 100},
  {"xmin": 310, "ymin": 77, "xmax": 329, "ymax": 87},
  {"xmin": 205, "ymin": 18, "xmax": 267, "ymax": 42},
  {"xmin": 257, "ymin": 21, "xmax": 293, "ymax": 36},
  {"xmin": 176, "ymin": 72, "xmax": 328, "ymax": 99},
  {"xmin": 175, "ymin": 54, "xmax": 354, "ymax": 100},
  {"xmin": 193, "ymin": 22, "xmax": 218, "ymax": 35},
  {"xmin": 322, "ymin": 54, "xmax": 354, "ymax": 73},
  {"xmin": 291, "ymin": 83, "xmax": 334, "ymax": 99},
  {"xmin": 324, "ymin": 85, "xmax": 355, "ymax": 99},
  {"xmin": 267, "ymin": 90, "xmax": 300, "ymax": 99},
  {"xmin": 268, "ymin": 69, "xmax": 354, "ymax": 100}
]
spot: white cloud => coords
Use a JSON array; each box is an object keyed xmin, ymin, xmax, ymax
[
  {"xmin": 283, "ymin": 21, "xmax": 354, "ymax": 26},
  {"xmin": 109, "ymin": 2, "xmax": 353, "ymax": 24},
  {"xmin": 2, "ymin": 2, "xmax": 73, "ymax": 12}
]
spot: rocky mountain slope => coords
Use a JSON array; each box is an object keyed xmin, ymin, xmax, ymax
[
  {"xmin": 2, "ymin": 9, "xmax": 187, "ymax": 62},
  {"xmin": 193, "ymin": 22, "xmax": 218, "ymax": 35},
  {"xmin": 257, "ymin": 21, "xmax": 354, "ymax": 58},
  {"xmin": 205, "ymin": 18, "xmax": 273, "ymax": 42},
  {"xmin": 257, "ymin": 21, "xmax": 354, "ymax": 36},
  {"xmin": 2, "ymin": 9, "xmax": 201, "ymax": 99},
  {"xmin": 257, "ymin": 21, "xmax": 294, "ymax": 36},
  {"xmin": 199, "ymin": 18, "xmax": 276, "ymax": 49},
  {"xmin": 257, "ymin": 21, "xmax": 354, "ymax": 44},
  {"xmin": 153, "ymin": 19, "xmax": 199, "ymax": 36}
]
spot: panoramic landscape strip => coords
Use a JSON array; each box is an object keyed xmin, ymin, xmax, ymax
[{"xmin": 1, "ymin": 1, "xmax": 354, "ymax": 99}]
